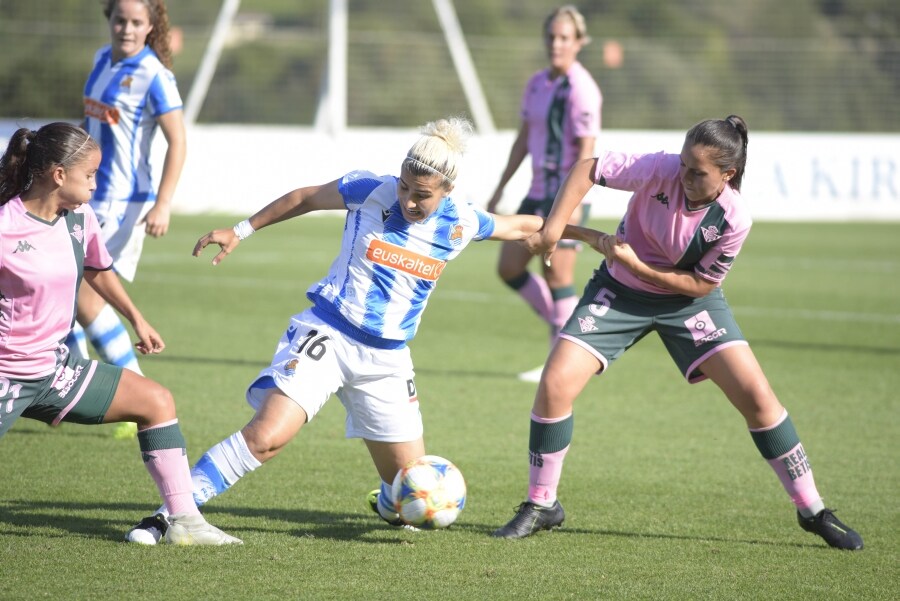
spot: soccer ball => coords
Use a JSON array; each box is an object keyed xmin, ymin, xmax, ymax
[{"xmin": 390, "ymin": 455, "xmax": 466, "ymax": 529}]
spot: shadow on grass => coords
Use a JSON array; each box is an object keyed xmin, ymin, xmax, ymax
[
  {"xmin": 0, "ymin": 499, "xmax": 823, "ymax": 550},
  {"xmin": 0, "ymin": 499, "xmax": 444, "ymax": 544}
]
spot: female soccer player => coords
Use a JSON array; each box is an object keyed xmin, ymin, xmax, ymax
[
  {"xmin": 69, "ymin": 0, "xmax": 186, "ymax": 386},
  {"xmin": 491, "ymin": 115, "xmax": 864, "ymax": 550},
  {"xmin": 125, "ymin": 117, "xmax": 604, "ymax": 544},
  {"xmin": 0, "ymin": 122, "xmax": 237, "ymax": 545},
  {"xmin": 486, "ymin": 5, "xmax": 602, "ymax": 382}
]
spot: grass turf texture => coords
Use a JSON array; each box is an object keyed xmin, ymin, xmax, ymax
[{"xmin": 1, "ymin": 215, "xmax": 897, "ymax": 600}]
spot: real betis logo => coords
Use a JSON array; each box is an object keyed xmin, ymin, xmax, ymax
[{"xmin": 701, "ymin": 225, "xmax": 722, "ymax": 242}]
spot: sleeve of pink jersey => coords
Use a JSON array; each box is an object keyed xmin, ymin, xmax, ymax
[
  {"xmin": 695, "ymin": 198, "xmax": 753, "ymax": 284},
  {"xmin": 568, "ymin": 73, "xmax": 602, "ymax": 138},
  {"xmin": 594, "ymin": 151, "xmax": 673, "ymax": 191},
  {"xmin": 82, "ymin": 207, "xmax": 114, "ymax": 270}
]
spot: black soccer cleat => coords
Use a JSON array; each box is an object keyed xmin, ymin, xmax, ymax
[
  {"xmin": 492, "ymin": 500, "xmax": 565, "ymax": 539},
  {"xmin": 124, "ymin": 512, "xmax": 169, "ymax": 545},
  {"xmin": 797, "ymin": 508, "xmax": 863, "ymax": 550}
]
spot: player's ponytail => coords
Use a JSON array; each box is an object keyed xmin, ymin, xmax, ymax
[
  {"xmin": 404, "ymin": 117, "xmax": 474, "ymax": 190},
  {"xmin": 0, "ymin": 122, "xmax": 98, "ymax": 204}
]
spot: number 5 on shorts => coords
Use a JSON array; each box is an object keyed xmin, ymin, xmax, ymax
[{"xmin": 589, "ymin": 287, "xmax": 617, "ymax": 317}]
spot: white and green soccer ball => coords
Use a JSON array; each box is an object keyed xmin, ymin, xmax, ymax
[{"xmin": 390, "ymin": 455, "xmax": 467, "ymax": 529}]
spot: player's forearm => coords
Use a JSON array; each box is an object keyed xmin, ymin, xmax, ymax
[
  {"xmin": 625, "ymin": 261, "xmax": 717, "ymax": 298},
  {"xmin": 84, "ymin": 270, "xmax": 146, "ymax": 325},
  {"xmin": 561, "ymin": 224, "xmax": 605, "ymax": 244},
  {"xmin": 543, "ymin": 158, "xmax": 597, "ymax": 240}
]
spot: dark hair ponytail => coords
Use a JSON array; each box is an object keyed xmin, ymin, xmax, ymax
[
  {"xmin": 0, "ymin": 122, "xmax": 98, "ymax": 204},
  {"xmin": 685, "ymin": 114, "xmax": 749, "ymax": 191}
]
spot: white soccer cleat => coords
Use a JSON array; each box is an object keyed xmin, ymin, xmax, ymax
[
  {"xmin": 517, "ymin": 365, "xmax": 544, "ymax": 383},
  {"xmin": 124, "ymin": 513, "xmax": 168, "ymax": 545},
  {"xmin": 164, "ymin": 513, "xmax": 243, "ymax": 546}
]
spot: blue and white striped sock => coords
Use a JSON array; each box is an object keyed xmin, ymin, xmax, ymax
[
  {"xmin": 64, "ymin": 323, "xmax": 89, "ymax": 360},
  {"xmin": 85, "ymin": 305, "xmax": 142, "ymax": 374}
]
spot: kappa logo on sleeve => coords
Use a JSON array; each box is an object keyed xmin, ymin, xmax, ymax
[{"xmin": 366, "ymin": 239, "xmax": 446, "ymax": 281}]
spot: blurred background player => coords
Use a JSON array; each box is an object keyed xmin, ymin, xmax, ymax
[
  {"xmin": 491, "ymin": 115, "xmax": 863, "ymax": 551},
  {"xmin": 124, "ymin": 117, "xmax": 604, "ymax": 543},
  {"xmin": 0, "ymin": 122, "xmax": 237, "ymax": 545},
  {"xmin": 486, "ymin": 5, "xmax": 601, "ymax": 382},
  {"xmin": 68, "ymin": 0, "xmax": 186, "ymax": 442}
]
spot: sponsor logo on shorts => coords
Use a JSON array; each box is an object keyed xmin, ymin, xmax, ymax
[
  {"xmin": 701, "ymin": 225, "xmax": 722, "ymax": 242},
  {"xmin": 684, "ymin": 310, "xmax": 727, "ymax": 347},
  {"xmin": 578, "ymin": 315, "xmax": 598, "ymax": 333},
  {"xmin": 407, "ymin": 379, "xmax": 418, "ymax": 403},
  {"xmin": 366, "ymin": 239, "xmax": 446, "ymax": 281},
  {"xmin": 52, "ymin": 364, "xmax": 84, "ymax": 398},
  {"xmin": 84, "ymin": 98, "xmax": 120, "ymax": 125}
]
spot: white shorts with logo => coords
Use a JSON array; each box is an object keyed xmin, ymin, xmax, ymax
[
  {"xmin": 246, "ymin": 309, "xmax": 422, "ymax": 442},
  {"xmin": 90, "ymin": 199, "xmax": 154, "ymax": 282}
]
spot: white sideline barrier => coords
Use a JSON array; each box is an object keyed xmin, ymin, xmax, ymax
[{"xmin": 2, "ymin": 121, "xmax": 898, "ymax": 220}]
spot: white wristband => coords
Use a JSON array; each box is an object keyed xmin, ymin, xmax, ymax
[{"xmin": 233, "ymin": 219, "xmax": 255, "ymax": 240}]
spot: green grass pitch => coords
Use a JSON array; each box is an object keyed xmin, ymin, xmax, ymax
[{"xmin": 1, "ymin": 215, "xmax": 897, "ymax": 600}]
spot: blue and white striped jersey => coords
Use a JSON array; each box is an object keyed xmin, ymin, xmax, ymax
[
  {"xmin": 83, "ymin": 45, "xmax": 182, "ymax": 203},
  {"xmin": 308, "ymin": 171, "xmax": 496, "ymax": 349}
]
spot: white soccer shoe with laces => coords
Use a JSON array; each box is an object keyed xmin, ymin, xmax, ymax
[{"xmin": 164, "ymin": 513, "xmax": 243, "ymax": 545}]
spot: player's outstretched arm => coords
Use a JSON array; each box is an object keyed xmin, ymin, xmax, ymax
[
  {"xmin": 193, "ymin": 179, "xmax": 346, "ymax": 265},
  {"xmin": 488, "ymin": 213, "xmax": 545, "ymax": 242}
]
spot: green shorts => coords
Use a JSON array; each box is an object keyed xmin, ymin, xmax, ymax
[
  {"xmin": 517, "ymin": 197, "xmax": 591, "ymax": 250},
  {"xmin": 0, "ymin": 352, "xmax": 122, "ymax": 438},
  {"xmin": 560, "ymin": 264, "xmax": 747, "ymax": 383}
]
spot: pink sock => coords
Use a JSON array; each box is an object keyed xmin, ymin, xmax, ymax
[
  {"xmin": 551, "ymin": 296, "xmax": 578, "ymax": 339},
  {"xmin": 518, "ymin": 273, "xmax": 554, "ymax": 323},
  {"xmin": 767, "ymin": 442, "xmax": 824, "ymax": 516},
  {"xmin": 527, "ymin": 413, "xmax": 571, "ymax": 506},
  {"xmin": 141, "ymin": 421, "xmax": 200, "ymax": 516}
]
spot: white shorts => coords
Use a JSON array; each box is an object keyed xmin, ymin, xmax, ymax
[
  {"xmin": 90, "ymin": 199, "xmax": 154, "ymax": 282},
  {"xmin": 246, "ymin": 309, "xmax": 422, "ymax": 442}
]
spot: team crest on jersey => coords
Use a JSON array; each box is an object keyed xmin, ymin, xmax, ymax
[
  {"xmin": 284, "ymin": 358, "xmax": 299, "ymax": 375},
  {"xmin": 70, "ymin": 223, "xmax": 84, "ymax": 244},
  {"xmin": 701, "ymin": 225, "xmax": 722, "ymax": 242},
  {"xmin": 449, "ymin": 224, "xmax": 464, "ymax": 246},
  {"xmin": 120, "ymin": 76, "xmax": 134, "ymax": 90},
  {"xmin": 578, "ymin": 315, "xmax": 598, "ymax": 333}
]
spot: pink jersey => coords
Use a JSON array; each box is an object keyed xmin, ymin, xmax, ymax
[
  {"xmin": 594, "ymin": 151, "xmax": 752, "ymax": 295},
  {"xmin": 522, "ymin": 61, "xmax": 601, "ymax": 200},
  {"xmin": 0, "ymin": 198, "xmax": 112, "ymax": 378}
]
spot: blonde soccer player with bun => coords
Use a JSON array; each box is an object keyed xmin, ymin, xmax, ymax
[{"xmin": 125, "ymin": 117, "xmax": 607, "ymax": 543}]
